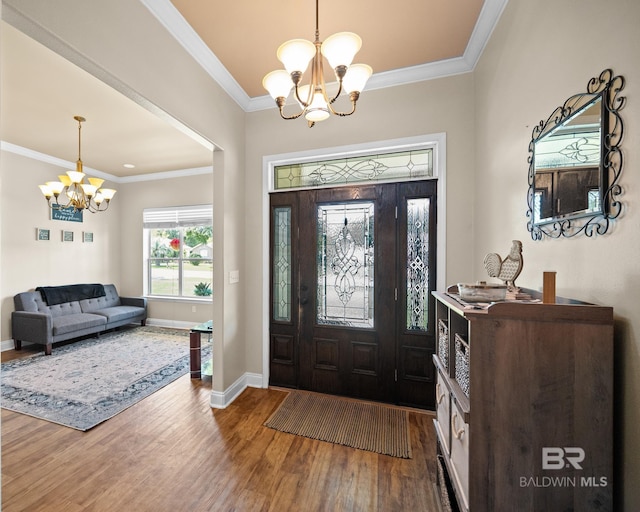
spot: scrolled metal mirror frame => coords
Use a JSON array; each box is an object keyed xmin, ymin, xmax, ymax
[{"xmin": 526, "ymin": 69, "xmax": 626, "ymax": 239}]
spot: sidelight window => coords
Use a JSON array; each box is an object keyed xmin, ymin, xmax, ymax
[
  {"xmin": 406, "ymin": 198, "xmax": 430, "ymax": 331},
  {"xmin": 272, "ymin": 206, "xmax": 292, "ymax": 322}
]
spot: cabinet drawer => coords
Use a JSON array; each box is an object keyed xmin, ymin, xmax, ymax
[
  {"xmin": 435, "ymin": 370, "xmax": 451, "ymax": 455},
  {"xmin": 449, "ymin": 398, "xmax": 469, "ymax": 511}
]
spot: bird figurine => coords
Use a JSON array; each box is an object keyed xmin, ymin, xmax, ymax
[{"xmin": 483, "ymin": 240, "xmax": 524, "ymax": 291}]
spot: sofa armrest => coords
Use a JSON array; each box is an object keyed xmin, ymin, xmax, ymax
[
  {"xmin": 11, "ymin": 311, "xmax": 53, "ymax": 345},
  {"xmin": 121, "ymin": 296, "xmax": 147, "ymax": 309}
]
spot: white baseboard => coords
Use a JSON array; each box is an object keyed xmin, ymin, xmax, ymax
[
  {"xmin": 1, "ymin": 338, "xmax": 22, "ymax": 351},
  {"xmin": 146, "ymin": 318, "xmax": 194, "ymax": 329},
  {"xmin": 209, "ymin": 372, "xmax": 265, "ymax": 409}
]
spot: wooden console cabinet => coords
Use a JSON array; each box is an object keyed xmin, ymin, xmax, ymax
[{"xmin": 433, "ymin": 287, "xmax": 613, "ymax": 512}]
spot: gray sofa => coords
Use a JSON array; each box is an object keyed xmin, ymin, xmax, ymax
[{"xmin": 12, "ymin": 284, "xmax": 147, "ymax": 355}]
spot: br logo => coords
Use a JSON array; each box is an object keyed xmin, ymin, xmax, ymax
[{"xmin": 542, "ymin": 447, "xmax": 585, "ymax": 470}]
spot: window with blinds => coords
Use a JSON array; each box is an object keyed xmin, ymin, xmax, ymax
[{"xmin": 143, "ymin": 205, "xmax": 213, "ymax": 298}]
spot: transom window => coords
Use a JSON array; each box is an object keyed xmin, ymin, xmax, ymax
[
  {"xmin": 143, "ymin": 205, "xmax": 213, "ymax": 299},
  {"xmin": 273, "ymin": 149, "xmax": 433, "ymax": 191}
]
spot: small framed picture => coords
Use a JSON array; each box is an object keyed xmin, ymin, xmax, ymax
[
  {"xmin": 36, "ymin": 228, "xmax": 50, "ymax": 241},
  {"xmin": 83, "ymin": 231, "xmax": 94, "ymax": 243},
  {"xmin": 62, "ymin": 230, "xmax": 74, "ymax": 242}
]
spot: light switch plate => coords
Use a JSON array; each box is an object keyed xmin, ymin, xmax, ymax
[{"xmin": 229, "ymin": 270, "xmax": 240, "ymax": 284}]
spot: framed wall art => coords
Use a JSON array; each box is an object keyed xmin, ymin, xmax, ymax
[
  {"xmin": 62, "ymin": 230, "xmax": 74, "ymax": 242},
  {"xmin": 36, "ymin": 228, "xmax": 50, "ymax": 241}
]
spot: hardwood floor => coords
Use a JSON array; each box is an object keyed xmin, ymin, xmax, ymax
[{"xmin": 1, "ymin": 348, "xmax": 439, "ymax": 512}]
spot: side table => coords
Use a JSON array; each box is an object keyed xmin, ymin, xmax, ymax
[{"xmin": 190, "ymin": 320, "xmax": 212, "ymax": 379}]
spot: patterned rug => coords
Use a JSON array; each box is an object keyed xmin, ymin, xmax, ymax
[
  {"xmin": 264, "ymin": 391, "xmax": 412, "ymax": 458},
  {"xmin": 1, "ymin": 326, "xmax": 207, "ymax": 431}
]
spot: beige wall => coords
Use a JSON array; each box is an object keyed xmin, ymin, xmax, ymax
[
  {"xmin": 0, "ymin": 150, "xmax": 121, "ymax": 341},
  {"xmin": 117, "ymin": 173, "xmax": 214, "ymax": 326},
  {"xmin": 473, "ymin": 0, "xmax": 640, "ymax": 508}
]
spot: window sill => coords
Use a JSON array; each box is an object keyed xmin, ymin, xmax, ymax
[{"xmin": 144, "ymin": 295, "xmax": 212, "ymax": 304}]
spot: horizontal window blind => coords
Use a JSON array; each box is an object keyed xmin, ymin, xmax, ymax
[{"xmin": 143, "ymin": 205, "xmax": 212, "ymax": 229}]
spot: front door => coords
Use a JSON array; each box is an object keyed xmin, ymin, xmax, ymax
[{"xmin": 269, "ymin": 180, "xmax": 437, "ymax": 408}]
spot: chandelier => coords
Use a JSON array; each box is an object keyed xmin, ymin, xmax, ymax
[
  {"xmin": 262, "ymin": 0, "xmax": 372, "ymax": 128},
  {"xmin": 39, "ymin": 116, "xmax": 116, "ymax": 213}
]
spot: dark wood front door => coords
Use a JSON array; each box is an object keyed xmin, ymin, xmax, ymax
[{"xmin": 269, "ymin": 180, "xmax": 437, "ymax": 408}]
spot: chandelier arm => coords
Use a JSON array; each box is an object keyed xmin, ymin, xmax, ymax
[
  {"xmin": 275, "ymin": 97, "xmax": 306, "ymax": 120},
  {"xmin": 326, "ymin": 91, "xmax": 360, "ymax": 117},
  {"xmin": 326, "ymin": 80, "xmax": 345, "ymax": 105},
  {"xmin": 293, "ymin": 84, "xmax": 311, "ymax": 108}
]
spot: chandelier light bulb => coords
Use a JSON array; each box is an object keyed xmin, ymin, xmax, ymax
[
  {"xmin": 45, "ymin": 181, "xmax": 65, "ymax": 195},
  {"xmin": 277, "ymin": 39, "xmax": 316, "ymax": 75},
  {"xmin": 81, "ymin": 183, "xmax": 98, "ymax": 197},
  {"xmin": 39, "ymin": 185, "xmax": 53, "ymax": 198},
  {"xmin": 321, "ymin": 32, "xmax": 361, "ymax": 70},
  {"xmin": 88, "ymin": 177, "xmax": 105, "ymax": 189},
  {"xmin": 263, "ymin": 70, "xmax": 294, "ymax": 100},
  {"xmin": 343, "ymin": 63, "xmax": 373, "ymax": 94},
  {"xmin": 67, "ymin": 171, "xmax": 85, "ymax": 184},
  {"xmin": 304, "ymin": 91, "xmax": 331, "ymax": 123},
  {"xmin": 100, "ymin": 189, "xmax": 117, "ymax": 201}
]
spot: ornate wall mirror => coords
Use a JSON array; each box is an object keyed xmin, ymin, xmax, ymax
[{"xmin": 527, "ymin": 69, "xmax": 625, "ymax": 239}]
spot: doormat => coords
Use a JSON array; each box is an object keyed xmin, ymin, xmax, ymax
[
  {"xmin": 1, "ymin": 326, "xmax": 209, "ymax": 431},
  {"xmin": 264, "ymin": 391, "xmax": 412, "ymax": 458}
]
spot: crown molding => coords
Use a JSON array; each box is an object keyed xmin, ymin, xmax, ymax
[
  {"xmin": 464, "ymin": 0, "xmax": 509, "ymax": 68},
  {"xmin": 142, "ymin": 0, "xmax": 509, "ymax": 113},
  {"xmin": 118, "ymin": 166, "xmax": 213, "ymax": 183},
  {"xmin": 1, "ymin": 141, "xmax": 212, "ymax": 183},
  {"xmin": 139, "ymin": 0, "xmax": 251, "ymax": 111}
]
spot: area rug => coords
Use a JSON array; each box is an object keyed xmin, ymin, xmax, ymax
[
  {"xmin": 264, "ymin": 391, "xmax": 412, "ymax": 458},
  {"xmin": 1, "ymin": 326, "xmax": 207, "ymax": 431}
]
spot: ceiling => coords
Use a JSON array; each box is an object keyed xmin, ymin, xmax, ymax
[
  {"xmin": 0, "ymin": 0, "xmax": 501, "ymax": 180},
  {"xmin": 169, "ymin": 0, "xmax": 485, "ymax": 98}
]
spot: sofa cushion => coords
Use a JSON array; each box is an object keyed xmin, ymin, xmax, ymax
[
  {"xmin": 13, "ymin": 292, "xmax": 85, "ymax": 317},
  {"xmin": 92, "ymin": 306, "xmax": 144, "ymax": 324},
  {"xmin": 80, "ymin": 284, "xmax": 122, "ymax": 312},
  {"xmin": 52, "ymin": 313, "xmax": 107, "ymax": 336}
]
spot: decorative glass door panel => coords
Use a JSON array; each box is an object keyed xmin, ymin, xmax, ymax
[
  {"xmin": 269, "ymin": 180, "xmax": 437, "ymax": 408},
  {"xmin": 406, "ymin": 198, "xmax": 430, "ymax": 331},
  {"xmin": 317, "ymin": 202, "xmax": 374, "ymax": 328},
  {"xmin": 272, "ymin": 206, "xmax": 292, "ymax": 322}
]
